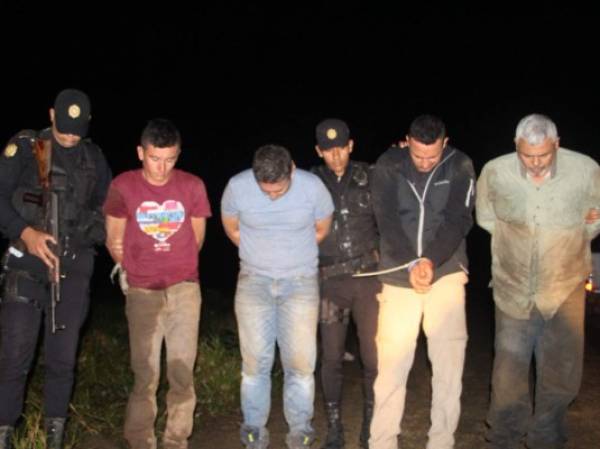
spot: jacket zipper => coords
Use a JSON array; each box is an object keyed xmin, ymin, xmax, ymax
[{"xmin": 406, "ymin": 150, "xmax": 456, "ymax": 257}]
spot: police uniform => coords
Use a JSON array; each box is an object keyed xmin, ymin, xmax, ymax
[
  {"xmin": 312, "ymin": 119, "xmax": 380, "ymax": 449},
  {"xmin": 0, "ymin": 89, "xmax": 111, "ymax": 448}
]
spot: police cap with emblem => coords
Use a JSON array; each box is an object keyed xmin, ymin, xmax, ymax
[
  {"xmin": 53, "ymin": 88, "xmax": 91, "ymax": 137},
  {"xmin": 315, "ymin": 118, "xmax": 350, "ymax": 150}
]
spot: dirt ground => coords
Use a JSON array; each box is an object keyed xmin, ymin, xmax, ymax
[{"xmin": 82, "ymin": 289, "xmax": 600, "ymax": 449}]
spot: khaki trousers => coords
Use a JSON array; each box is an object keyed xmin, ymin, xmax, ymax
[
  {"xmin": 124, "ymin": 281, "xmax": 201, "ymax": 449},
  {"xmin": 369, "ymin": 272, "xmax": 468, "ymax": 449}
]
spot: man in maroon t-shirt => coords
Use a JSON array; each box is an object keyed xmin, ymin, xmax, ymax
[{"xmin": 103, "ymin": 118, "xmax": 211, "ymax": 449}]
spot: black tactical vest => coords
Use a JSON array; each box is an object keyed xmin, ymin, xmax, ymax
[
  {"xmin": 10, "ymin": 130, "xmax": 99, "ymax": 250},
  {"xmin": 312, "ymin": 161, "xmax": 378, "ymax": 269}
]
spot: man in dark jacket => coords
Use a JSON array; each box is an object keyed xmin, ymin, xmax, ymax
[
  {"xmin": 0, "ymin": 89, "xmax": 111, "ymax": 449},
  {"xmin": 312, "ymin": 119, "xmax": 380, "ymax": 449},
  {"xmin": 368, "ymin": 115, "xmax": 475, "ymax": 449}
]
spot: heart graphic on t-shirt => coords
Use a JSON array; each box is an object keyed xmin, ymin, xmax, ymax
[{"xmin": 136, "ymin": 200, "xmax": 186, "ymax": 243}]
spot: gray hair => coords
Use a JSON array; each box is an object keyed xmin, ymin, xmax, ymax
[{"xmin": 514, "ymin": 114, "xmax": 559, "ymax": 145}]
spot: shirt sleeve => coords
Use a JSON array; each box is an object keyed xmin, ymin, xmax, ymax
[
  {"xmin": 312, "ymin": 176, "xmax": 334, "ymax": 220},
  {"xmin": 586, "ymin": 164, "xmax": 600, "ymax": 240},
  {"xmin": 190, "ymin": 177, "xmax": 212, "ymax": 218},
  {"xmin": 102, "ymin": 183, "xmax": 128, "ymax": 218},
  {"xmin": 475, "ymin": 163, "xmax": 496, "ymax": 235},
  {"xmin": 0, "ymin": 136, "xmax": 33, "ymax": 240},
  {"xmin": 221, "ymin": 179, "xmax": 239, "ymax": 217}
]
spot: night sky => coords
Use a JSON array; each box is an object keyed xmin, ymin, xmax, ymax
[{"xmin": 2, "ymin": 5, "xmax": 599, "ymax": 290}]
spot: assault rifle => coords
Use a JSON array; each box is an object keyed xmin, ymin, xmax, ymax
[{"xmin": 26, "ymin": 139, "xmax": 66, "ymax": 333}]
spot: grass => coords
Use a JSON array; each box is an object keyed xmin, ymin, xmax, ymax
[{"xmin": 6, "ymin": 287, "xmax": 245, "ymax": 448}]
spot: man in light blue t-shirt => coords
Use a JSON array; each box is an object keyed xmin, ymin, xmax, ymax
[{"xmin": 222, "ymin": 144, "xmax": 334, "ymax": 449}]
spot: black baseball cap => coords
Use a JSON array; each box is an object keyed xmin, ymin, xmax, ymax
[
  {"xmin": 315, "ymin": 118, "xmax": 350, "ymax": 150},
  {"xmin": 53, "ymin": 88, "xmax": 91, "ymax": 137}
]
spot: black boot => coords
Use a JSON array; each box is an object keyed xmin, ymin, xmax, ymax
[
  {"xmin": 359, "ymin": 400, "xmax": 374, "ymax": 449},
  {"xmin": 45, "ymin": 418, "xmax": 65, "ymax": 449},
  {"xmin": 0, "ymin": 426, "xmax": 13, "ymax": 449},
  {"xmin": 321, "ymin": 402, "xmax": 344, "ymax": 449}
]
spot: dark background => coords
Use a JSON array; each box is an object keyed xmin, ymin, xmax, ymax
[{"xmin": 2, "ymin": 4, "xmax": 599, "ymax": 292}]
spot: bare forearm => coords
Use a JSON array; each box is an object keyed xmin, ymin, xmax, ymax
[
  {"xmin": 191, "ymin": 217, "xmax": 207, "ymax": 250},
  {"xmin": 106, "ymin": 234, "xmax": 123, "ymax": 263},
  {"xmin": 225, "ymin": 230, "xmax": 240, "ymax": 247},
  {"xmin": 222, "ymin": 215, "xmax": 241, "ymax": 247},
  {"xmin": 315, "ymin": 216, "xmax": 332, "ymax": 244},
  {"xmin": 105, "ymin": 215, "xmax": 126, "ymax": 264},
  {"xmin": 315, "ymin": 228, "xmax": 328, "ymax": 243},
  {"xmin": 107, "ymin": 245, "xmax": 123, "ymax": 264}
]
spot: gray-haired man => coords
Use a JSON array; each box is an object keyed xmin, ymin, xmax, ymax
[{"xmin": 477, "ymin": 114, "xmax": 600, "ymax": 449}]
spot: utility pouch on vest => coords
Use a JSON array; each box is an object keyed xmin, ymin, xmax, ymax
[
  {"xmin": 0, "ymin": 269, "xmax": 43, "ymax": 309},
  {"xmin": 2, "ymin": 243, "xmax": 48, "ymax": 283},
  {"xmin": 76, "ymin": 209, "xmax": 106, "ymax": 246}
]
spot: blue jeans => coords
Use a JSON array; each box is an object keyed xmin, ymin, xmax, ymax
[
  {"xmin": 235, "ymin": 272, "xmax": 319, "ymax": 441},
  {"xmin": 486, "ymin": 285, "xmax": 585, "ymax": 449}
]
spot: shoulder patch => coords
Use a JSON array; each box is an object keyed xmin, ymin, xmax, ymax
[{"xmin": 4, "ymin": 143, "xmax": 18, "ymax": 158}]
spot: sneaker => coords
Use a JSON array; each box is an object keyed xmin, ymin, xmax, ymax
[
  {"xmin": 285, "ymin": 431, "xmax": 315, "ymax": 449},
  {"xmin": 241, "ymin": 425, "xmax": 269, "ymax": 449},
  {"xmin": 343, "ymin": 351, "xmax": 355, "ymax": 362}
]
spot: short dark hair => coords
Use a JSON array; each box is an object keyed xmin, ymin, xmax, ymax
[
  {"xmin": 141, "ymin": 118, "xmax": 181, "ymax": 149},
  {"xmin": 408, "ymin": 115, "xmax": 446, "ymax": 145},
  {"xmin": 252, "ymin": 144, "xmax": 293, "ymax": 183}
]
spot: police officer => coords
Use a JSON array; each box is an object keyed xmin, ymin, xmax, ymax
[
  {"xmin": 312, "ymin": 119, "xmax": 380, "ymax": 449},
  {"xmin": 0, "ymin": 89, "xmax": 111, "ymax": 449}
]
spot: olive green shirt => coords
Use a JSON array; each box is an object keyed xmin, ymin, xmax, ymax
[{"xmin": 476, "ymin": 148, "xmax": 600, "ymax": 319}]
